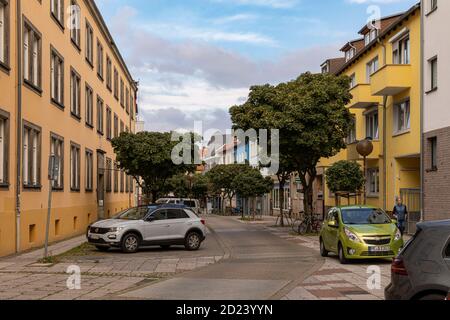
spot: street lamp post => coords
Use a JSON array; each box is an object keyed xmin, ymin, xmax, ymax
[{"xmin": 356, "ymin": 138, "xmax": 374, "ymax": 205}]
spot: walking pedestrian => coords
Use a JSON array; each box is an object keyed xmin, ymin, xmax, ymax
[{"xmin": 393, "ymin": 197, "xmax": 408, "ymax": 236}]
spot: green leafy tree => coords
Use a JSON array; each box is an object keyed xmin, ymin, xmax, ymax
[
  {"xmin": 112, "ymin": 131, "xmax": 198, "ymax": 202},
  {"xmin": 168, "ymin": 173, "xmax": 209, "ymax": 202},
  {"xmin": 206, "ymin": 164, "xmax": 249, "ymax": 214},
  {"xmin": 233, "ymin": 167, "xmax": 274, "ymax": 219},
  {"xmin": 325, "ymin": 161, "xmax": 365, "ymax": 195},
  {"xmin": 230, "ymin": 72, "xmax": 352, "ymax": 229}
]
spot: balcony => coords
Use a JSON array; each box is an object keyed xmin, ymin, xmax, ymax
[
  {"xmin": 349, "ymin": 84, "xmax": 379, "ymax": 109},
  {"xmin": 370, "ymin": 64, "xmax": 412, "ymax": 96},
  {"xmin": 347, "ymin": 140, "xmax": 381, "ymax": 161}
]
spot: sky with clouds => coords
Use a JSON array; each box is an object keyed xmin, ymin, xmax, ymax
[{"xmin": 95, "ymin": 0, "xmax": 418, "ymax": 135}]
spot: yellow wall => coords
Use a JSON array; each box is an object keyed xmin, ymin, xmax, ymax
[
  {"xmin": 319, "ymin": 8, "xmax": 421, "ymax": 212},
  {"xmin": 0, "ymin": 0, "xmax": 137, "ymax": 256}
]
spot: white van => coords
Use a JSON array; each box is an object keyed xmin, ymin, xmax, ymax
[{"xmin": 156, "ymin": 198, "xmax": 201, "ymax": 214}]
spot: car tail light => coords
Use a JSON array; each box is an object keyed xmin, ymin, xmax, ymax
[
  {"xmin": 200, "ymin": 219, "xmax": 206, "ymax": 225},
  {"xmin": 446, "ymin": 291, "xmax": 450, "ymax": 301},
  {"xmin": 391, "ymin": 257, "xmax": 408, "ymax": 276}
]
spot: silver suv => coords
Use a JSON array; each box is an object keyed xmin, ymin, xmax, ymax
[{"xmin": 87, "ymin": 204, "xmax": 207, "ymax": 253}]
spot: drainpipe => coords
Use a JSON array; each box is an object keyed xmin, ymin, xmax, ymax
[
  {"xmin": 419, "ymin": 1, "xmax": 425, "ymax": 222},
  {"xmin": 382, "ymin": 96, "xmax": 388, "ymax": 211},
  {"xmin": 15, "ymin": 0, "xmax": 22, "ymax": 253},
  {"xmin": 377, "ymin": 38, "xmax": 388, "ymax": 211}
]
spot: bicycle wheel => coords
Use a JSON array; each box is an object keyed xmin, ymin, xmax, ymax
[
  {"xmin": 298, "ymin": 222, "xmax": 308, "ymax": 235},
  {"xmin": 292, "ymin": 219, "xmax": 302, "ymax": 234}
]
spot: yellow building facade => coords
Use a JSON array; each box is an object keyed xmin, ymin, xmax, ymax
[
  {"xmin": 318, "ymin": 4, "xmax": 421, "ymax": 221},
  {"xmin": 0, "ymin": 0, "xmax": 137, "ymax": 257}
]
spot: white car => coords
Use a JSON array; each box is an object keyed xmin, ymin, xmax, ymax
[
  {"xmin": 87, "ymin": 204, "xmax": 207, "ymax": 253},
  {"xmin": 156, "ymin": 198, "xmax": 201, "ymax": 214}
]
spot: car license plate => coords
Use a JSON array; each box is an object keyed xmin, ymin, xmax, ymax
[
  {"xmin": 369, "ymin": 246, "xmax": 390, "ymax": 252},
  {"xmin": 90, "ymin": 235, "xmax": 100, "ymax": 240}
]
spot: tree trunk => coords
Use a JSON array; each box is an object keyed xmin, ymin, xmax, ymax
[
  {"xmin": 299, "ymin": 168, "xmax": 317, "ymax": 233},
  {"xmin": 278, "ymin": 175, "xmax": 286, "ymax": 227}
]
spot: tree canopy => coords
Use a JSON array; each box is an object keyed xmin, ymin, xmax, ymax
[
  {"xmin": 326, "ymin": 161, "xmax": 365, "ymax": 194},
  {"xmin": 112, "ymin": 131, "xmax": 198, "ymax": 201},
  {"xmin": 230, "ymin": 72, "xmax": 353, "ymax": 221}
]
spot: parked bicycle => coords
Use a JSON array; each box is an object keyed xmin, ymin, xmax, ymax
[{"xmin": 292, "ymin": 212, "xmax": 323, "ymax": 235}]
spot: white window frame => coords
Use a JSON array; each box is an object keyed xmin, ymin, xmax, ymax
[
  {"xmin": 50, "ymin": 48, "xmax": 64, "ymax": 106},
  {"xmin": 23, "ymin": 20, "xmax": 41, "ymax": 88},
  {"xmin": 85, "ymin": 20, "xmax": 93, "ymax": 65},
  {"xmin": 85, "ymin": 149, "xmax": 93, "ymax": 191},
  {"xmin": 367, "ymin": 168, "xmax": 380, "ymax": 196},
  {"xmin": 70, "ymin": 68, "xmax": 81, "ymax": 117},
  {"xmin": 392, "ymin": 35, "xmax": 410, "ymax": 65},
  {"xmin": 70, "ymin": 1, "xmax": 81, "ymax": 47},
  {"xmin": 51, "ymin": 0, "xmax": 64, "ymax": 26},
  {"xmin": 365, "ymin": 110, "xmax": 379, "ymax": 140},
  {"xmin": 366, "ymin": 56, "xmax": 379, "ymax": 83},
  {"xmin": 23, "ymin": 123, "xmax": 41, "ymax": 188},
  {"xmin": 70, "ymin": 143, "xmax": 80, "ymax": 191},
  {"xmin": 394, "ymin": 100, "xmax": 411, "ymax": 134},
  {"xmin": 85, "ymin": 84, "xmax": 93, "ymax": 127},
  {"xmin": 0, "ymin": 111, "xmax": 8, "ymax": 185},
  {"xmin": 0, "ymin": 0, "xmax": 9, "ymax": 66}
]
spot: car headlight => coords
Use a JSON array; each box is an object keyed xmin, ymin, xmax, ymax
[
  {"xmin": 344, "ymin": 227, "xmax": 361, "ymax": 243},
  {"xmin": 394, "ymin": 229, "xmax": 402, "ymax": 241},
  {"xmin": 109, "ymin": 227, "xmax": 124, "ymax": 232}
]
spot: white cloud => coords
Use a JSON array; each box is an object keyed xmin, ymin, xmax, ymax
[{"xmin": 211, "ymin": 0, "xmax": 299, "ymax": 9}]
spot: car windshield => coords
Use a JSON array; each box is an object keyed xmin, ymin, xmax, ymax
[
  {"xmin": 114, "ymin": 207, "xmax": 150, "ymax": 220},
  {"xmin": 183, "ymin": 200, "xmax": 196, "ymax": 208},
  {"xmin": 341, "ymin": 208, "xmax": 391, "ymax": 225}
]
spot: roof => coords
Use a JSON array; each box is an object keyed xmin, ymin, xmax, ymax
[
  {"xmin": 322, "ymin": 57, "xmax": 346, "ymax": 74},
  {"xmin": 358, "ymin": 12, "xmax": 404, "ymax": 35},
  {"xmin": 334, "ymin": 3, "xmax": 420, "ymax": 75},
  {"xmin": 340, "ymin": 38, "xmax": 364, "ymax": 52},
  {"xmin": 417, "ymin": 220, "xmax": 450, "ymax": 230}
]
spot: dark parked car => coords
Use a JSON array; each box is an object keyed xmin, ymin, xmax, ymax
[{"xmin": 385, "ymin": 220, "xmax": 450, "ymax": 300}]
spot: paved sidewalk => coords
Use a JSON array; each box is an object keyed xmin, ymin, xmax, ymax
[
  {"xmin": 264, "ymin": 226, "xmax": 392, "ymax": 300},
  {"xmin": 0, "ymin": 229, "xmax": 226, "ymax": 300}
]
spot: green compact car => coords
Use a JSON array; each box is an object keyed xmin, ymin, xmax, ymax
[{"xmin": 319, "ymin": 206, "xmax": 404, "ymax": 264}]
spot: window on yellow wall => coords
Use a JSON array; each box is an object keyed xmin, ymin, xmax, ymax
[
  {"xmin": 85, "ymin": 149, "xmax": 93, "ymax": 191},
  {"xmin": 394, "ymin": 100, "xmax": 411, "ymax": 134}
]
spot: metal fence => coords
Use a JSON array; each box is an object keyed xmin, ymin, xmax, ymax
[{"xmin": 400, "ymin": 188, "xmax": 421, "ymax": 235}]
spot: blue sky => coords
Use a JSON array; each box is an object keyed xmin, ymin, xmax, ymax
[{"xmin": 96, "ymin": 0, "xmax": 418, "ymax": 134}]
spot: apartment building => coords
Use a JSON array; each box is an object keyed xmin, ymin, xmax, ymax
[
  {"xmin": 422, "ymin": 0, "xmax": 450, "ymax": 221},
  {"xmin": 317, "ymin": 4, "xmax": 421, "ymax": 231},
  {"xmin": 0, "ymin": 0, "xmax": 138, "ymax": 256}
]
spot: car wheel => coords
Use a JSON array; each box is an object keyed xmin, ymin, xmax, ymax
[
  {"xmin": 160, "ymin": 245, "xmax": 171, "ymax": 250},
  {"xmin": 320, "ymin": 238, "xmax": 328, "ymax": 257},
  {"xmin": 419, "ymin": 293, "xmax": 446, "ymax": 301},
  {"xmin": 95, "ymin": 246, "xmax": 109, "ymax": 252},
  {"xmin": 121, "ymin": 233, "xmax": 140, "ymax": 253},
  {"xmin": 338, "ymin": 243, "xmax": 348, "ymax": 264},
  {"xmin": 185, "ymin": 232, "xmax": 202, "ymax": 251}
]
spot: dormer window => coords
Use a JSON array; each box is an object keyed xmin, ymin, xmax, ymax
[
  {"xmin": 365, "ymin": 28, "xmax": 378, "ymax": 46},
  {"xmin": 345, "ymin": 48, "xmax": 356, "ymax": 62},
  {"xmin": 321, "ymin": 63, "xmax": 329, "ymax": 74}
]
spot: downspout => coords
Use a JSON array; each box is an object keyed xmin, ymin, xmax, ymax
[
  {"xmin": 377, "ymin": 38, "xmax": 388, "ymax": 211},
  {"xmin": 15, "ymin": 0, "xmax": 22, "ymax": 253},
  {"xmin": 419, "ymin": 1, "xmax": 425, "ymax": 222},
  {"xmin": 382, "ymin": 96, "xmax": 388, "ymax": 211}
]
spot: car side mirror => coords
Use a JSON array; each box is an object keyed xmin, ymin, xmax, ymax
[
  {"xmin": 328, "ymin": 220, "xmax": 337, "ymax": 228},
  {"xmin": 392, "ymin": 218, "xmax": 398, "ymax": 224}
]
